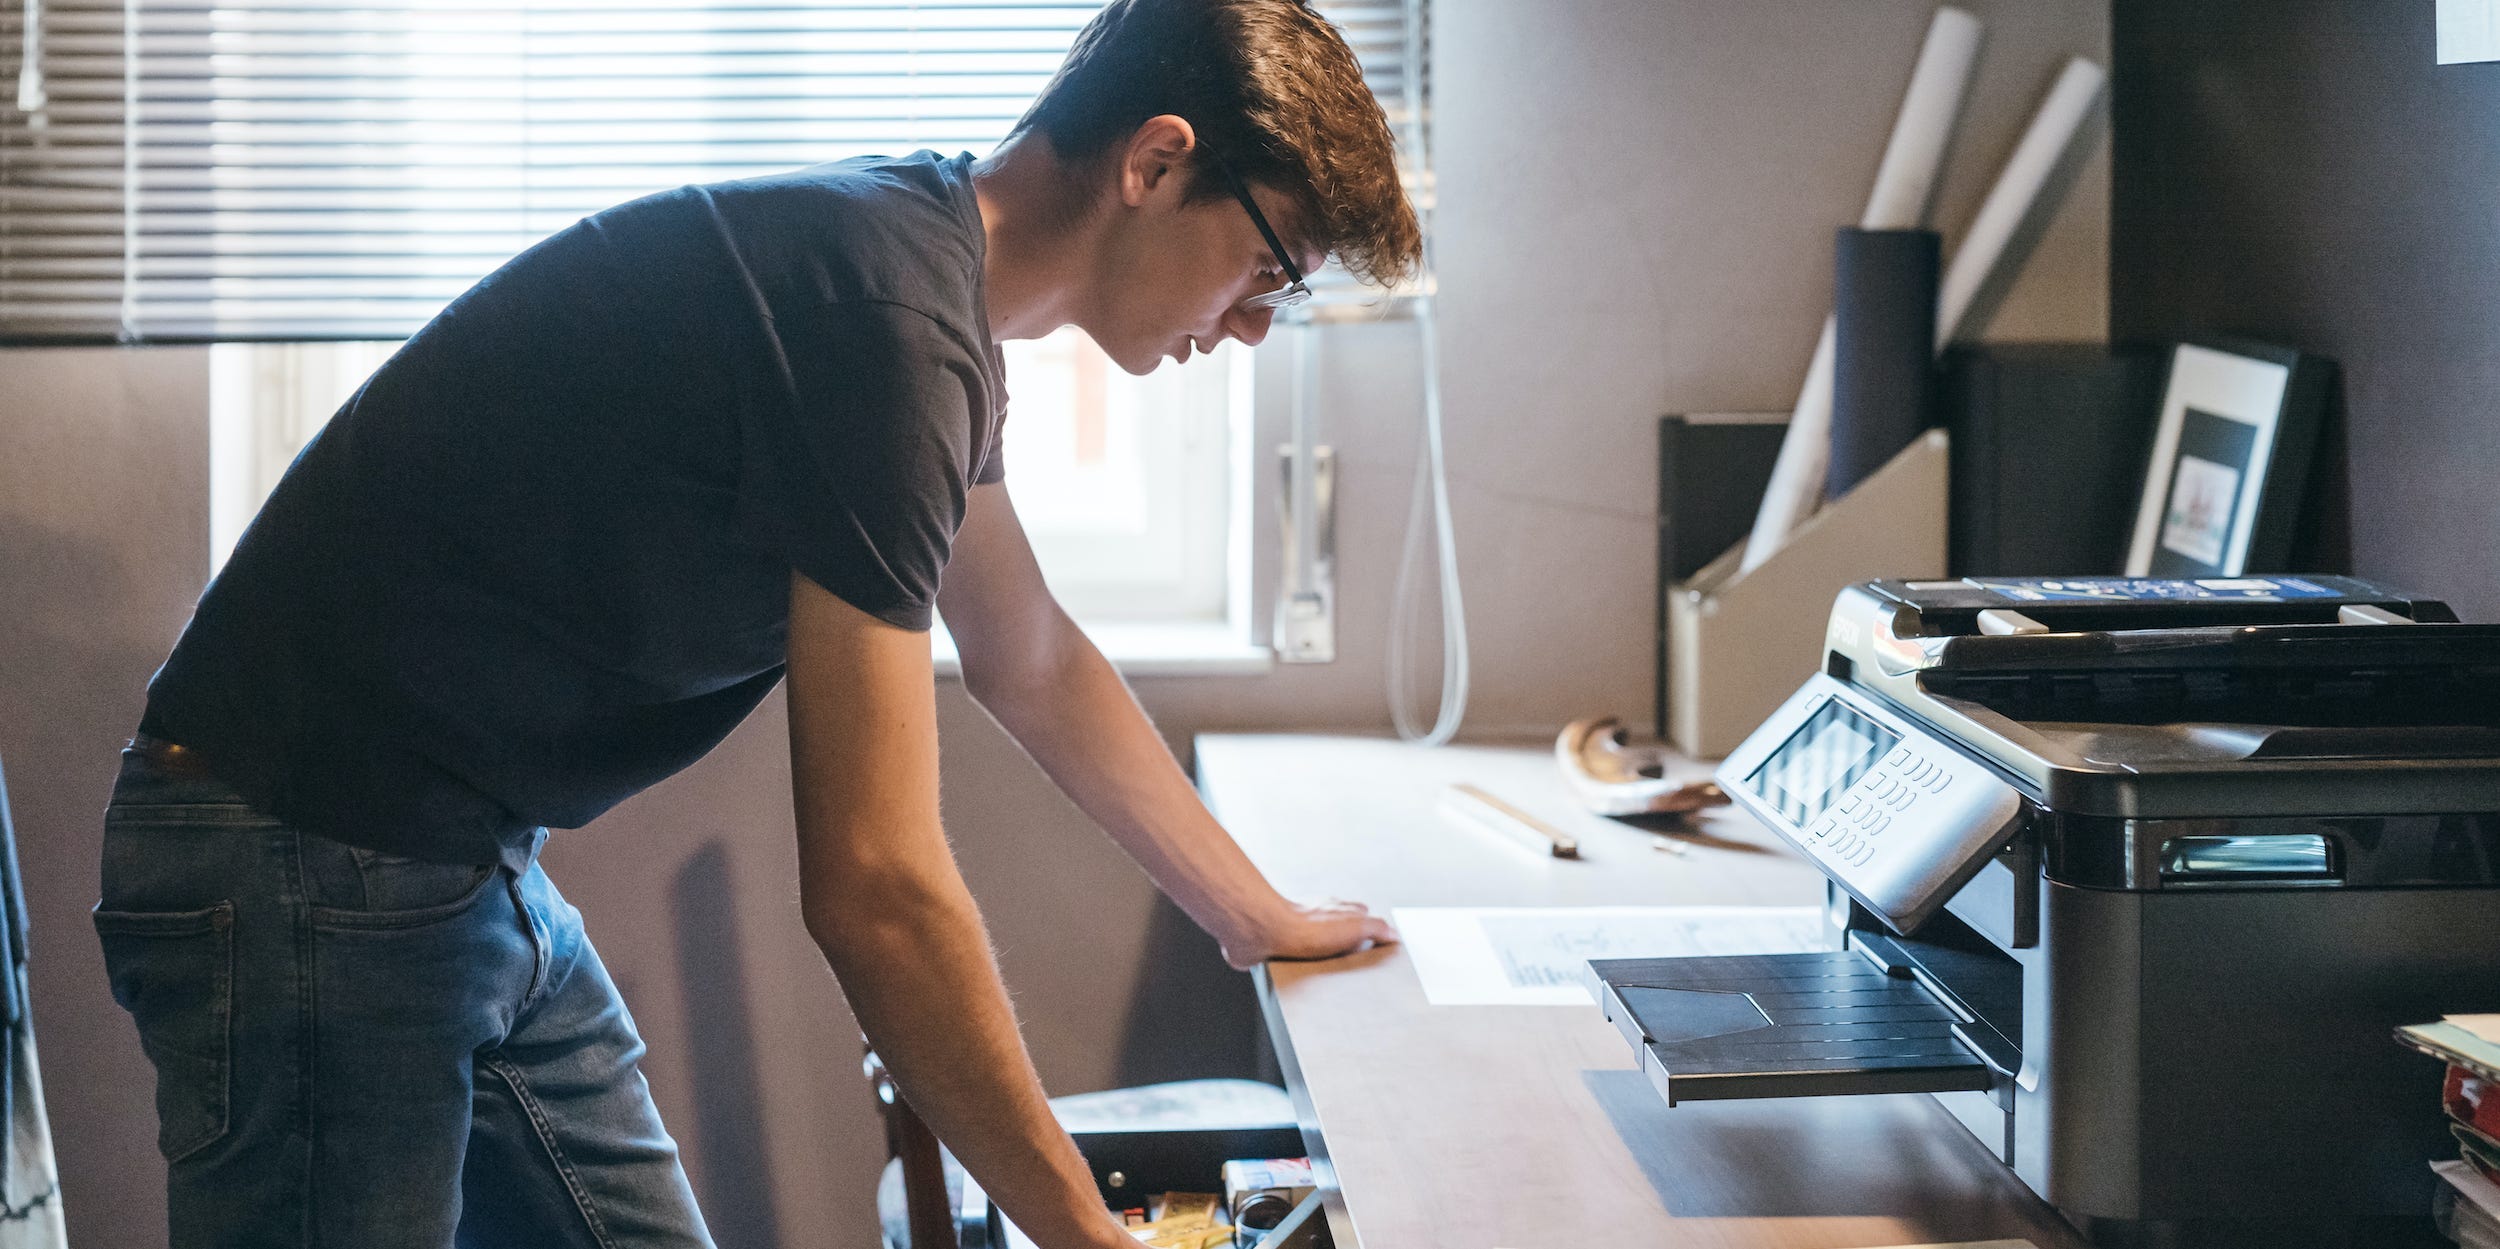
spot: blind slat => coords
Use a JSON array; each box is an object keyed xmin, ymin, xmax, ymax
[{"xmin": 2, "ymin": 0, "xmax": 1421, "ymax": 340}]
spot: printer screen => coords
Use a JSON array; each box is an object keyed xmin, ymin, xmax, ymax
[{"xmin": 1746, "ymin": 699, "xmax": 1899, "ymax": 829}]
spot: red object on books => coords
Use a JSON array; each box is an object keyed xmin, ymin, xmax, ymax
[{"xmin": 2450, "ymin": 1065, "xmax": 2500, "ymax": 1140}]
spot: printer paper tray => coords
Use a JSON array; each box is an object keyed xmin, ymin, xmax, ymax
[{"xmin": 1589, "ymin": 951, "xmax": 1993, "ymax": 1106}]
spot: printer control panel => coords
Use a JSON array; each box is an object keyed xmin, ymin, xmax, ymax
[
  {"xmin": 1717, "ymin": 674, "xmax": 2026, "ymax": 935},
  {"xmin": 1807, "ymin": 740, "xmax": 1956, "ymax": 869}
]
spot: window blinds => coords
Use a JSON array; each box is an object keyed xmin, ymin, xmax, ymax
[{"xmin": 0, "ymin": 0, "xmax": 1419, "ymax": 342}]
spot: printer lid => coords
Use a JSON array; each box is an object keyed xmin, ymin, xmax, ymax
[
  {"xmin": 1826, "ymin": 577, "xmax": 2500, "ymax": 817},
  {"xmin": 1860, "ymin": 577, "xmax": 2460, "ymax": 654},
  {"xmin": 1862, "ymin": 574, "xmax": 2454, "ymax": 634}
]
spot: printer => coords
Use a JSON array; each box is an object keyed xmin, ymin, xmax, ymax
[{"xmin": 1589, "ymin": 576, "xmax": 2500, "ymax": 1247}]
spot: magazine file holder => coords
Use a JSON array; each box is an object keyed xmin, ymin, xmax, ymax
[{"xmin": 1667, "ymin": 429, "xmax": 1949, "ymax": 758}]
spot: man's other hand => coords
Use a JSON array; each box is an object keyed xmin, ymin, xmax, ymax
[{"xmin": 1219, "ymin": 898, "xmax": 1398, "ymax": 970}]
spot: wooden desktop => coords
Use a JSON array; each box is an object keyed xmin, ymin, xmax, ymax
[{"xmin": 1197, "ymin": 733, "xmax": 2086, "ymax": 1249}]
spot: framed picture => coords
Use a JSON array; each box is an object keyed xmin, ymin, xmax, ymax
[{"xmin": 2125, "ymin": 340, "xmax": 2332, "ymax": 578}]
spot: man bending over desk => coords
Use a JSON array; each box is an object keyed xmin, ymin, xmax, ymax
[{"xmin": 94, "ymin": 2, "xmax": 1413, "ymax": 1245}]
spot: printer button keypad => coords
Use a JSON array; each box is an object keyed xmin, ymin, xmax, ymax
[{"xmin": 1851, "ymin": 755, "xmax": 1948, "ymax": 834}]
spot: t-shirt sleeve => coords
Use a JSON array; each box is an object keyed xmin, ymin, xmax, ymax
[
  {"xmin": 972, "ymin": 349, "xmax": 1007, "ymax": 485},
  {"xmin": 733, "ymin": 299, "xmax": 992, "ymax": 631}
]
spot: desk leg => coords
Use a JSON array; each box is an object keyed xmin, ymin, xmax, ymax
[{"xmin": 1253, "ymin": 965, "xmax": 1360, "ymax": 1249}]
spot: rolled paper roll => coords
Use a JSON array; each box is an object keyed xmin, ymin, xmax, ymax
[
  {"xmin": 1863, "ymin": 7, "xmax": 1985, "ymax": 230},
  {"xmin": 1937, "ymin": 56, "xmax": 2108, "ymax": 350},
  {"xmin": 1744, "ymin": 6, "xmax": 1982, "ymax": 573},
  {"xmin": 1742, "ymin": 315, "xmax": 1837, "ymax": 574}
]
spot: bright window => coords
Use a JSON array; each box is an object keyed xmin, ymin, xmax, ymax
[
  {"xmin": 998, "ymin": 330, "xmax": 1243, "ymax": 622},
  {"xmin": 208, "ymin": 329, "xmax": 1245, "ymax": 626}
]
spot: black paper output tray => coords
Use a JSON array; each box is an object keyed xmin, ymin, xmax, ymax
[{"xmin": 1588, "ymin": 950, "xmax": 1994, "ymax": 1106}]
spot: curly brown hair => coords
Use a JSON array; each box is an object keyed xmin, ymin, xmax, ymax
[{"xmin": 1009, "ymin": 0, "xmax": 1423, "ymax": 289}]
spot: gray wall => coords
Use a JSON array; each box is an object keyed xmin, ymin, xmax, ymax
[
  {"xmin": 0, "ymin": 2, "xmax": 2107, "ymax": 1245},
  {"xmin": 2111, "ymin": 0, "xmax": 2500, "ymax": 616},
  {"xmin": 0, "ymin": 350, "xmax": 212, "ymax": 1249}
]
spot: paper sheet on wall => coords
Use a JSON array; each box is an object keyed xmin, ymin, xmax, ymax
[
  {"xmin": 2440, "ymin": 0, "xmax": 2500, "ymax": 64},
  {"xmin": 1391, "ymin": 905, "xmax": 1825, "ymax": 1006}
]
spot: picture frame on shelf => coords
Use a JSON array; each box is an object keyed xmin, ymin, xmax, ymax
[{"xmin": 2125, "ymin": 339, "xmax": 2332, "ymax": 578}]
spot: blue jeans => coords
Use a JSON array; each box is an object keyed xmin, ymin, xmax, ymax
[{"xmin": 94, "ymin": 746, "xmax": 716, "ymax": 1248}]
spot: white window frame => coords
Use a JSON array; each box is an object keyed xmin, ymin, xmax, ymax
[{"xmin": 997, "ymin": 333, "xmax": 1246, "ymax": 626}]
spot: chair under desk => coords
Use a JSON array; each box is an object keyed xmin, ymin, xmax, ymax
[{"xmin": 1196, "ymin": 732, "xmax": 2087, "ymax": 1249}]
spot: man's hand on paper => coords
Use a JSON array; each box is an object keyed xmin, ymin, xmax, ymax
[{"xmin": 1219, "ymin": 896, "xmax": 1398, "ymax": 970}]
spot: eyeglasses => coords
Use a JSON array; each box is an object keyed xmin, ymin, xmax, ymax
[{"xmin": 1208, "ymin": 151, "xmax": 1313, "ymax": 312}]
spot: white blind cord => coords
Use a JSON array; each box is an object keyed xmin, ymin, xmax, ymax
[
  {"xmin": 12, "ymin": 0, "xmax": 42, "ymax": 117},
  {"xmin": 1386, "ymin": 277, "xmax": 1468, "ymax": 745}
]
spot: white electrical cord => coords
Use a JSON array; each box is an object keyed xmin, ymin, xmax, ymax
[
  {"xmin": 1385, "ymin": 0, "xmax": 1468, "ymax": 746},
  {"xmin": 1386, "ymin": 274, "xmax": 1468, "ymax": 745}
]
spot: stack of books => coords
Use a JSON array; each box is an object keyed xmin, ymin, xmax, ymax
[{"xmin": 2399, "ymin": 1015, "xmax": 2500, "ymax": 1247}]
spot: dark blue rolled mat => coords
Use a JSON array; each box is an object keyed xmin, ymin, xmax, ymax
[{"xmin": 1828, "ymin": 226, "xmax": 1941, "ymax": 501}]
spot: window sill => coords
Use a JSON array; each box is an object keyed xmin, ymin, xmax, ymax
[{"xmin": 932, "ymin": 620, "xmax": 1275, "ymax": 680}]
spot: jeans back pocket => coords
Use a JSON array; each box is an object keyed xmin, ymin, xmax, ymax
[{"xmin": 93, "ymin": 901, "xmax": 234, "ymax": 1162}]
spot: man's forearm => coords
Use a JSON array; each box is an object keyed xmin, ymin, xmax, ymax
[
  {"xmin": 786, "ymin": 571, "xmax": 1126, "ymax": 1249},
  {"xmin": 808, "ymin": 859, "xmax": 1123, "ymax": 1249},
  {"xmin": 935, "ymin": 487, "xmax": 1387, "ymax": 966},
  {"xmin": 966, "ymin": 618, "xmax": 1285, "ymax": 948}
]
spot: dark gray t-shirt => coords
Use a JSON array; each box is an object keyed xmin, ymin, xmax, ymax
[{"xmin": 142, "ymin": 151, "xmax": 1006, "ymax": 868}]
